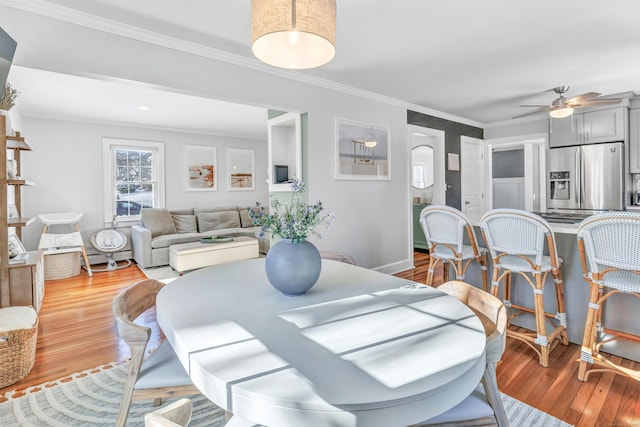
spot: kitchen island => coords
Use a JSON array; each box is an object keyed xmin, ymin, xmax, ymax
[{"xmin": 461, "ymin": 220, "xmax": 640, "ymax": 363}]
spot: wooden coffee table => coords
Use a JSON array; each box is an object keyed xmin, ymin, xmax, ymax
[{"xmin": 169, "ymin": 236, "xmax": 259, "ymax": 274}]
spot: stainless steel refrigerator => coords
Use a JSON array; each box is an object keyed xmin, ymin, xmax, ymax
[{"xmin": 547, "ymin": 141, "xmax": 624, "ymax": 211}]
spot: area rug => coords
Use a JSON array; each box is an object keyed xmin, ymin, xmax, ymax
[
  {"xmin": 0, "ymin": 362, "xmax": 225, "ymax": 426},
  {"xmin": 0, "ymin": 362, "xmax": 572, "ymax": 427}
]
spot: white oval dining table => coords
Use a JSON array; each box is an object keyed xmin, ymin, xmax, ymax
[{"xmin": 156, "ymin": 258, "xmax": 486, "ymax": 427}]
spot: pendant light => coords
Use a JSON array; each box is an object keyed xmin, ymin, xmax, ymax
[
  {"xmin": 362, "ymin": 127, "xmax": 377, "ymax": 148},
  {"xmin": 251, "ymin": 0, "xmax": 337, "ymax": 70}
]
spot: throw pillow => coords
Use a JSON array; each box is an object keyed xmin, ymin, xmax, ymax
[
  {"xmin": 239, "ymin": 208, "xmax": 255, "ymax": 228},
  {"xmin": 141, "ymin": 208, "xmax": 177, "ymax": 237},
  {"xmin": 170, "ymin": 208, "xmax": 194, "ymax": 216},
  {"xmin": 172, "ymin": 214, "xmax": 198, "ymax": 234},
  {"xmin": 197, "ymin": 211, "xmax": 241, "ymax": 232}
]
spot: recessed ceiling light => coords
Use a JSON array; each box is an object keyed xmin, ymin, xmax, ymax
[{"xmin": 137, "ymin": 106, "xmax": 150, "ymax": 111}]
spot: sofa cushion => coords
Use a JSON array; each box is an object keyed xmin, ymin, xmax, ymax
[
  {"xmin": 151, "ymin": 233, "xmax": 202, "ymax": 249},
  {"xmin": 197, "ymin": 211, "xmax": 241, "ymax": 232},
  {"xmin": 172, "ymin": 214, "xmax": 198, "ymax": 234},
  {"xmin": 239, "ymin": 207, "xmax": 255, "ymax": 228},
  {"xmin": 141, "ymin": 208, "xmax": 177, "ymax": 237},
  {"xmin": 193, "ymin": 206, "xmax": 238, "ymax": 216}
]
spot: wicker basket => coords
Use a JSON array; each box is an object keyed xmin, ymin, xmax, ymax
[
  {"xmin": 44, "ymin": 252, "xmax": 81, "ymax": 280},
  {"xmin": 0, "ymin": 316, "xmax": 38, "ymax": 389}
]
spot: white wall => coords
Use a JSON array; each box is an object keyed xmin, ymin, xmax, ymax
[
  {"xmin": 1, "ymin": 7, "xmax": 414, "ymax": 272},
  {"xmin": 484, "ymin": 118, "xmax": 548, "ymax": 140},
  {"xmin": 19, "ymin": 117, "xmax": 268, "ymax": 254}
]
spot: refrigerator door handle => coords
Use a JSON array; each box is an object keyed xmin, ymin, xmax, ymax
[{"xmin": 576, "ymin": 148, "xmax": 582, "ymax": 207}]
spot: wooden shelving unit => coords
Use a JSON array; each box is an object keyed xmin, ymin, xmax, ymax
[{"xmin": 0, "ymin": 116, "xmax": 44, "ymax": 311}]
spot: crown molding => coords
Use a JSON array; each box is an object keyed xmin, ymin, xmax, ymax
[{"xmin": 0, "ymin": 0, "xmax": 483, "ymax": 129}]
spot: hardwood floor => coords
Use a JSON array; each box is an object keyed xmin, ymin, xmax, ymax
[{"xmin": 1, "ymin": 253, "xmax": 639, "ymax": 426}]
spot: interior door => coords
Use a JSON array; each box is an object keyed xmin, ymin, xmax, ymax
[{"xmin": 461, "ymin": 136, "xmax": 485, "ymax": 223}]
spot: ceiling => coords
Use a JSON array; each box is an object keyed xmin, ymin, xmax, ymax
[{"xmin": 4, "ymin": 0, "xmax": 640, "ymax": 135}]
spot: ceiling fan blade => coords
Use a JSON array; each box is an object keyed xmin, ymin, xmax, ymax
[
  {"xmin": 579, "ymin": 98, "xmax": 623, "ymax": 107},
  {"xmin": 566, "ymin": 92, "xmax": 600, "ymax": 104},
  {"xmin": 513, "ymin": 106, "xmax": 551, "ymax": 119},
  {"xmin": 519, "ymin": 104, "xmax": 548, "ymax": 108}
]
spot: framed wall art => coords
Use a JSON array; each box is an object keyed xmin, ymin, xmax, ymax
[
  {"xmin": 185, "ymin": 145, "xmax": 217, "ymax": 191},
  {"xmin": 335, "ymin": 118, "xmax": 391, "ymax": 180},
  {"xmin": 227, "ymin": 148, "xmax": 255, "ymax": 191}
]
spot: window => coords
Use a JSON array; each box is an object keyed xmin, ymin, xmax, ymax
[{"xmin": 102, "ymin": 138, "xmax": 165, "ymax": 223}]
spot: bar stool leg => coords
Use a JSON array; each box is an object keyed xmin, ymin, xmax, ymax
[
  {"xmin": 454, "ymin": 258, "xmax": 464, "ymax": 281},
  {"xmin": 490, "ymin": 265, "xmax": 501, "ymax": 298},
  {"xmin": 578, "ymin": 280, "xmax": 601, "ymax": 381},
  {"xmin": 479, "ymin": 253, "xmax": 489, "ymax": 292},
  {"xmin": 552, "ymin": 268, "xmax": 569, "ymax": 345},
  {"xmin": 425, "ymin": 254, "xmax": 438, "ymax": 286},
  {"xmin": 533, "ymin": 271, "xmax": 550, "ymax": 367},
  {"xmin": 504, "ymin": 271, "xmax": 512, "ymax": 308}
]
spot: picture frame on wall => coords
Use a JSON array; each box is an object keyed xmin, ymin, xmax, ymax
[
  {"xmin": 185, "ymin": 145, "xmax": 217, "ymax": 191},
  {"xmin": 227, "ymin": 148, "xmax": 255, "ymax": 191},
  {"xmin": 335, "ymin": 118, "xmax": 391, "ymax": 180}
]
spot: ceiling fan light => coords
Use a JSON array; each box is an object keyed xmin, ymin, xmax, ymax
[
  {"xmin": 364, "ymin": 140, "xmax": 377, "ymax": 148},
  {"xmin": 550, "ymin": 107, "xmax": 574, "ymax": 119},
  {"xmin": 251, "ymin": 0, "xmax": 336, "ymax": 70}
]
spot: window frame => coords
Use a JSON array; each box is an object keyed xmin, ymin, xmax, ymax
[{"xmin": 102, "ymin": 138, "xmax": 165, "ymax": 224}]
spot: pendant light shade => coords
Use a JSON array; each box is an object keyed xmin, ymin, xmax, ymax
[
  {"xmin": 364, "ymin": 140, "xmax": 377, "ymax": 148},
  {"xmin": 251, "ymin": 0, "xmax": 336, "ymax": 70}
]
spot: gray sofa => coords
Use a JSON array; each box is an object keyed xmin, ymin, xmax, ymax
[{"xmin": 131, "ymin": 206, "xmax": 266, "ymax": 268}]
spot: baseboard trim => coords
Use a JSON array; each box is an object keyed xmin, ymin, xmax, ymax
[{"xmin": 372, "ymin": 258, "xmax": 414, "ymax": 275}]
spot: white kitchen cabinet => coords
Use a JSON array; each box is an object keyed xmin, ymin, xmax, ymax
[
  {"xmin": 549, "ymin": 107, "xmax": 626, "ymax": 147},
  {"xmin": 549, "ymin": 114, "xmax": 582, "ymax": 147},
  {"xmin": 630, "ymin": 108, "xmax": 640, "ymax": 173}
]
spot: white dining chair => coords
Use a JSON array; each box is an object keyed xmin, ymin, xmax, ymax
[
  {"xmin": 577, "ymin": 212, "xmax": 640, "ymax": 383},
  {"xmin": 480, "ymin": 209, "xmax": 568, "ymax": 367},
  {"xmin": 419, "ymin": 205, "xmax": 489, "ymax": 290},
  {"xmin": 113, "ymin": 279, "xmax": 201, "ymax": 427},
  {"xmin": 412, "ymin": 280, "xmax": 508, "ymax": 427},
  {"xmin": 145, "ymin": 398, "xmax": 192, "ymax": 427}
]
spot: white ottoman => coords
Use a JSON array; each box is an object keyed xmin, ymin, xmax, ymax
[{"xmin": 169, "ymin": 236, "xmax": 259, "ymax": 274}]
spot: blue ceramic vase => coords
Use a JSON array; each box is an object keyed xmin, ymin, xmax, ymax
[{"xmin": 265, "ymin": 238, "xmax": 321, "ymax": 296}]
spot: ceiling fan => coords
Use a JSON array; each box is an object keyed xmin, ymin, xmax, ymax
[{"xmin": 514, "ymin": 86, "xmax": 623, "ymax": 119}]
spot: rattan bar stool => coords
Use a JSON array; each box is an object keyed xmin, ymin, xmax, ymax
[
  {"xmin": 577, "ymin": 212, "xmax": 640, "ymax": 382},
  {"xmin": 419, "ymin": 205, "xmax": 489, "ymax": 291},
  {"xmin": 480, "ymin": 209, "xmax": 568, "ymax": 367}
]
